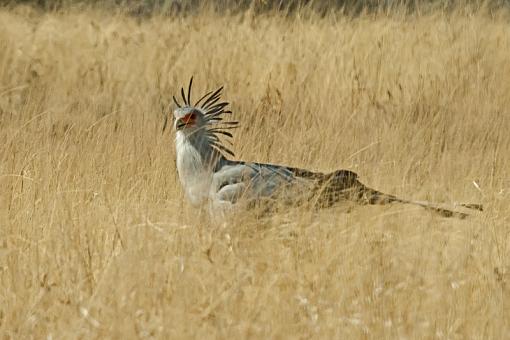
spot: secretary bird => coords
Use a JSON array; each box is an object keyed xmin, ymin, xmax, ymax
[{"xmin": 163, "ymin": 78, "xmax": 482, "ymax": 219}]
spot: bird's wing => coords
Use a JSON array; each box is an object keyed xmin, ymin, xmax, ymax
[{"xmin": 210, "ymin": 160, "xmax": 319, "ymax": 205}]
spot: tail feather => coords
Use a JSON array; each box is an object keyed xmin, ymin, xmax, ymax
[{"xmin": 310, "ymin": 169, "xmax": 482, "ymax": 219}]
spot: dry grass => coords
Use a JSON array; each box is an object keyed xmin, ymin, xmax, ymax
[{"xmin": 1, "ymin": 4, "xmax": 509, "ymax": 339}]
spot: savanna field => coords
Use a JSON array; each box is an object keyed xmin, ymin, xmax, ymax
[{"xmin": 0, "ymin": 2, "xmax": 509, "ymax": 338}]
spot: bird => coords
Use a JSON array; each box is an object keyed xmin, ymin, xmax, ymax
[{"xmin": 163, "ymin": 77, "xmax": 483, "ymax": 219}]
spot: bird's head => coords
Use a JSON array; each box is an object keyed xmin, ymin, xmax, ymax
[
  {"xmin": 163, "ymin": 77, "xmax": 239, "ymax": 157},
  {"xmin": 173, "ymin": 106, "xmax": 205, "ymax": 135}
]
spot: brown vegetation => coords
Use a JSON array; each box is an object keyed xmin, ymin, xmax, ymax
[{"xmin": 0, "ymin": 4, "xmax": 509, "ymax": 338}]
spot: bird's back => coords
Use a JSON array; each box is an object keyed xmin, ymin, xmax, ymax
[{"xmin": 210, "ymin": 159, "xmax": 369, "ymax": 210}]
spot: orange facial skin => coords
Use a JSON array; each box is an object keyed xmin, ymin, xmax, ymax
[
  {"xmin": 176, "ymin": 112, "xmax": 197, "ymax": 130},
  {"xmin": 182, "ymin": 112, "xmax": 196, "ymax": 125}
]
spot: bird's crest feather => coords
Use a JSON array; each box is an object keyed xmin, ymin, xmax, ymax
[{"xmin": 172, "ymin": 77, "xmax": 239, "ymax": 158}]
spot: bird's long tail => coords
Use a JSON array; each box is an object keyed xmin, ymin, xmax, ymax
[{"xmin": 312, "ymin": 169, "xmax": 483, "ymax": 218}]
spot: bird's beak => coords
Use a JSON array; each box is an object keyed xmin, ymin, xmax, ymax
[{"xmin": 175, "ymin": 118, "xmax": 185, "ymax": 130}]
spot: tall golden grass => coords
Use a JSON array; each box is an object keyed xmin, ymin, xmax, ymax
[{"xmin": 0, "ymin": 4, "xmax": 509, "ymax": 338}]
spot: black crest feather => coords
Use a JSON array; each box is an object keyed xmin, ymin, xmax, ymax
[{"xmin": 172, "ymin": 77, "xmax": 239, "ymax": 158}]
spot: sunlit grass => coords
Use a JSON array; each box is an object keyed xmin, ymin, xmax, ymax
[{"xmin": 0, "ymin": 4, "xmax": 509, "ymax": 338}]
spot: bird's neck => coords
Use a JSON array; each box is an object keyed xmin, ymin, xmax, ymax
[{"xmin": 175, "ymin": 131, "xmax": 222, "ymax": 206}]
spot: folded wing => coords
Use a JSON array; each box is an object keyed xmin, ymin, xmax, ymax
[{"xmin": 210, "ymin": 159, "xmax": 385, "ymax": 209}]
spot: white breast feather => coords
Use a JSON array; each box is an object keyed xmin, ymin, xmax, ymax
[{"xmin": 175, "ymin": 132, "xmax": 212, "ymax": 206}]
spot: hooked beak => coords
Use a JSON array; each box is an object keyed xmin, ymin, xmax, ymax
[{"xmin": 175, "ymin": 120, "xmax": 186, "ymax": 130}]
